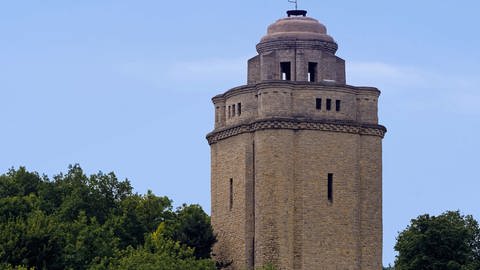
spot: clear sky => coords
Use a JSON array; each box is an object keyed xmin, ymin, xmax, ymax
[{"xmin": 1, "ymin": 0, "xmax": 479, "ymax": 266}]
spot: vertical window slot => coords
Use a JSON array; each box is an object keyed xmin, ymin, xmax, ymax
[
  {"xmin": 308, "ymin": 62, "xmax": 317, "ymax": 82},
  {"xmin": 229, "ymin": 178, "xmax": 233, "ymax": 210},
  {"xmin": 326, "ymin": 99, "xmax": 332, "ymax": 111},
  {"xmin": 232, "ymin": 104, "xmax": 236, "ymax": 117},
  {"xmin": 316, "ymin": 98, "xmax": 322, "ymax": 110},
  {"xmin": 328, "ymin": 173, "xmax": 333, "ymax": 203},
  {"xmin": 280, "ymin": 62, "xmax": 291, "ymax": 81},
  {"xmin": 228, "ymin": 106, "xmax": 231, "ymax": 118},
  {"xmin": 336, "ymin": 100, "xmax": 341, "ymax": 111},
  {"xmin": 238, "ymin": 103, "xmax": 242, "ymax": 116}
]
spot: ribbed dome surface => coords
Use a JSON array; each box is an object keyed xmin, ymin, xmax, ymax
[{"xmin": 260, "ymin": 16, "xmax": 335, "ymax": 43}]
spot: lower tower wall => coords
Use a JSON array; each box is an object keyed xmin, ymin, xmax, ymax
[
  {"xmin": 211, "ymin": 127, "xmax": 383, "ymax": 270},
  {"xmin": 359, "ymin": 135, "xmax": 383, "ymax": 269},
  {"xmin": 211, "ymin": 133, "xmax": 253, "ymax": 269}
]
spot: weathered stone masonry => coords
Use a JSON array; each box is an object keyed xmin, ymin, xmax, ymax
[{"xmin": 207, "ymin": 10, "xmax": 386, "ymax": 270}]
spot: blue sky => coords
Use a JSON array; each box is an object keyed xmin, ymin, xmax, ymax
[{"xmin": 1, "ymin": 1, "xmax": 479, "ymax": 265}]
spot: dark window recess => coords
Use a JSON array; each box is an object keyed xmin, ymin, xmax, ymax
[
  {"xmin": 237, "ymin": 103, "xmax": 242, "ymax": 116},
  {"xmin": 326, "ymin": 99, "xmax": 332, "ymax": 111},
  {"xmin": 228, "ymin": 106, "xmax": 231, "ymax": 118},
  {"xmin": 229, "ymin": 178, "xmax": 233, "ymax": 210},
  {"xmin": 232, "ymin": 104, "xmax": 236, "ymax": 117},
  {"xmin": 308, "ymin": 62, "xmax": 317, "ymax": 82},
  {"xmin": 328, "ymin": 173, "xmax": 333, "ymax": 203},
  {"xmin": 336, "ymin": 100, "xmax": 341, "ymax": 111},
  {"xmin": 280, "ymin": 62, "xmax": 291, "ymax": 81},
  {"xmin": 316, "ymin": 98, "xmax": 322, "ymax": 110}
]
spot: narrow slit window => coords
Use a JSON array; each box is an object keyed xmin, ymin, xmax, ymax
[
  {"xmin": 232, "ymin": 104, "xmax": 236, "ymax": 117},
  {"xmin": 229, "ymin": 178, "xmax": 233, "ymax": 210},
  {"xmin": 237, "ymin": 103, "xmax": 242, "ymax": 116},
  {"xmin": 336, "ymin": 100, "xmax": 341, "ymax": 111},
  {"xmin": 326, "ymin": 99, "xmax": 332, "ymax": 111},
  {"xmin": 228, "ymin": 106, "xmax": 231, "ymax": 118},
  {"xmin": 280, "ymin": 62, "xmax": 291, "ymax": 81},
  {"xmin": 328, "ymin": 173, "xmax": 333, "ymax": 203},
  {"xmin": 316, "ymin": 98, "xmax": 322, "ymax": 110},
  {"xmin": 308, "ymin": 62, "xmax": 317, "ymax": 82}
]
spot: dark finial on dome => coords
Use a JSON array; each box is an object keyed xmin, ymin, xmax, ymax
[
  {"xmin": 287, "ymin": 0, "xmax": 307, "ymax": 16},
  {"xmin": 287, "ymin": 10, "xmax": 307, "ymax": 17}
]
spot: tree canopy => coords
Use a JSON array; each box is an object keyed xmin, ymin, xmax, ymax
[
  {"xmin": 0, "ymin": 165, "xmax": 216, "ymax": 270},
  {"xmin": 395, "ymin": 211, "xmax": 480, "ymax": 270}
]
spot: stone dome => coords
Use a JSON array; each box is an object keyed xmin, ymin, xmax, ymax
[{"xmin": 260, "ymin": 14, "xmax": 335, "ymax": 43}]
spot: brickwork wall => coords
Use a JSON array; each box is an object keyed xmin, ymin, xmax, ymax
[
  {"xmin": 248, "ymin": 56, "xmax": 261, "ymax": 85},
  {"xmin": 211, "ymin": 133, "xmax": 251, "ymax": 269},
  {"xmin": 295, "ymin": 130, "xmax": 361, "ymax": 270},
  {"xmin": 213, "ymin": 82, "xmax": 379, "ymax": 128},
  {"xmin": 253, "ymin": 130, "xmax": 296, "ymax": 268},
  {"xmin": 211, "ymin": 124, "xmax": 384, "ymax": 270},
  {"xmin": 359, "ymin": 135, "xmax": 383, "ymax": 269},
  {"xmin": 209, "ymin": 82, "xmax": 384, "ymax": 270},
  {"xmin": 256, "ymin": 44, "xmax": 345, "ymax": 84},
  {"xmin": 209, "ymin": 15, "xmax": 384, "ymax": 270}
]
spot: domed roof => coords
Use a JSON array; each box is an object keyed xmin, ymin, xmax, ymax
[{"xmin": 260, "ymin": 12, "xmax": 335, "ymax": 43}]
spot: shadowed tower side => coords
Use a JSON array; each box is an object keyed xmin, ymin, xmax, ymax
[{"xmin": 207, "ymin": 9, "xmax": 386, "ymax": 270}]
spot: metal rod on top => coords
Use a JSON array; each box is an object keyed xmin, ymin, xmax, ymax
[{"xmin": 288, "ymin": 0, "xmax": 298, "ymax": 10}]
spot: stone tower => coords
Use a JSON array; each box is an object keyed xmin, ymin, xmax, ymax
[{"xmin": 207, "ymin": 10, "xmax": 386, "ymax": 270}]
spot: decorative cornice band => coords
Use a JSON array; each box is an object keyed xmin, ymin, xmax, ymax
[
  {"xmin": 206, "ymin": 118, "xmax": 386, "ymax": 145},
  {"xmin": 256, "ymin": 39, "xmax": 338, "ymax": 54},
  {"xmin": 212, "ymin": 81, "xmax": 380, "ymax": 101}
]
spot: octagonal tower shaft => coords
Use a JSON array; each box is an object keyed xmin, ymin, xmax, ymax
[{"xmin": 207, "ymin": 11, "xmax": 386, "ymax": 270}]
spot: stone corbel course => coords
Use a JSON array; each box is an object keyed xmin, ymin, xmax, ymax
[{"xmin": 207, "ymin": 117, "xmax": 387, "ymax": 145}]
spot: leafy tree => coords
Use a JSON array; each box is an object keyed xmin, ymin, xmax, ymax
[
  {"xmin": 0, "ymin": 211, "xmax": 64, "ymax": 269},
  {"xmin": 165, "ymin": 204, "xmax": 216, "ymax": 259},
  {"xmin": 0, "ymin": 166, "xmax": 216, "ymax": 269},
  {"xmin": 395, "ymin": 211, "xmax": 480, "ymax": 270},
  {"xmin": 53, "ymin": 164, "xmax": 133, "ymax": 223},
  {"xmin": 61, "ymin": 211, "xmax": 119, "ymax": 270},
  {"xmin": 136, "ymin": 190, "xmax": 173, "ymax": 232},
  {"xmin": 1, "ymin": 264, "xmax": 31, "ymax": 270},
  {"xmin": 0, "ymin": 167, "xmax": 44, "ymax": 197},
  {"xmin": 101, "ymin": 225, "xmax": 216, "ymax": 270}
]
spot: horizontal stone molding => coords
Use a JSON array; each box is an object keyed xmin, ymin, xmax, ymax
[
  {"xmin": 212, "ymin": 81, "xmax": 380, "ymax": 102},
  {"xmin": 256, "ymin": 39, "xmax": 338, "ymax": 54},
  {"xmin": 207, "ymin": 118, "xmax": 387, "ymax": 144}
]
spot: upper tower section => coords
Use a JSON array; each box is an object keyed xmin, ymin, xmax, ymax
[{"xmin": 248, "ymin": 10, "xmax": 346, "ymax": 85}]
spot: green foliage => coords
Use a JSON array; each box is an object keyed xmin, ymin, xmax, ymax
[
  {"xmin": 395, "ymin": 210, "xmax": 480, "ymax": 270},
  {"xmin": 1, "ymin": 264, "xmax": 32, "ymax": 270},
  {"xmin": 165, "ymin": 204, "xmax": 216, "ymax": 259},
  {"xmin": 0, "ymin": 165, "xmax": 216, "ymax": 270},
  {"xmin": 102, "ymin": 225, "xmax": 216, "ymax": 270},
  {"xmin": 0, "ymin": 211, "xmax": 64, "ymax": 269}
]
